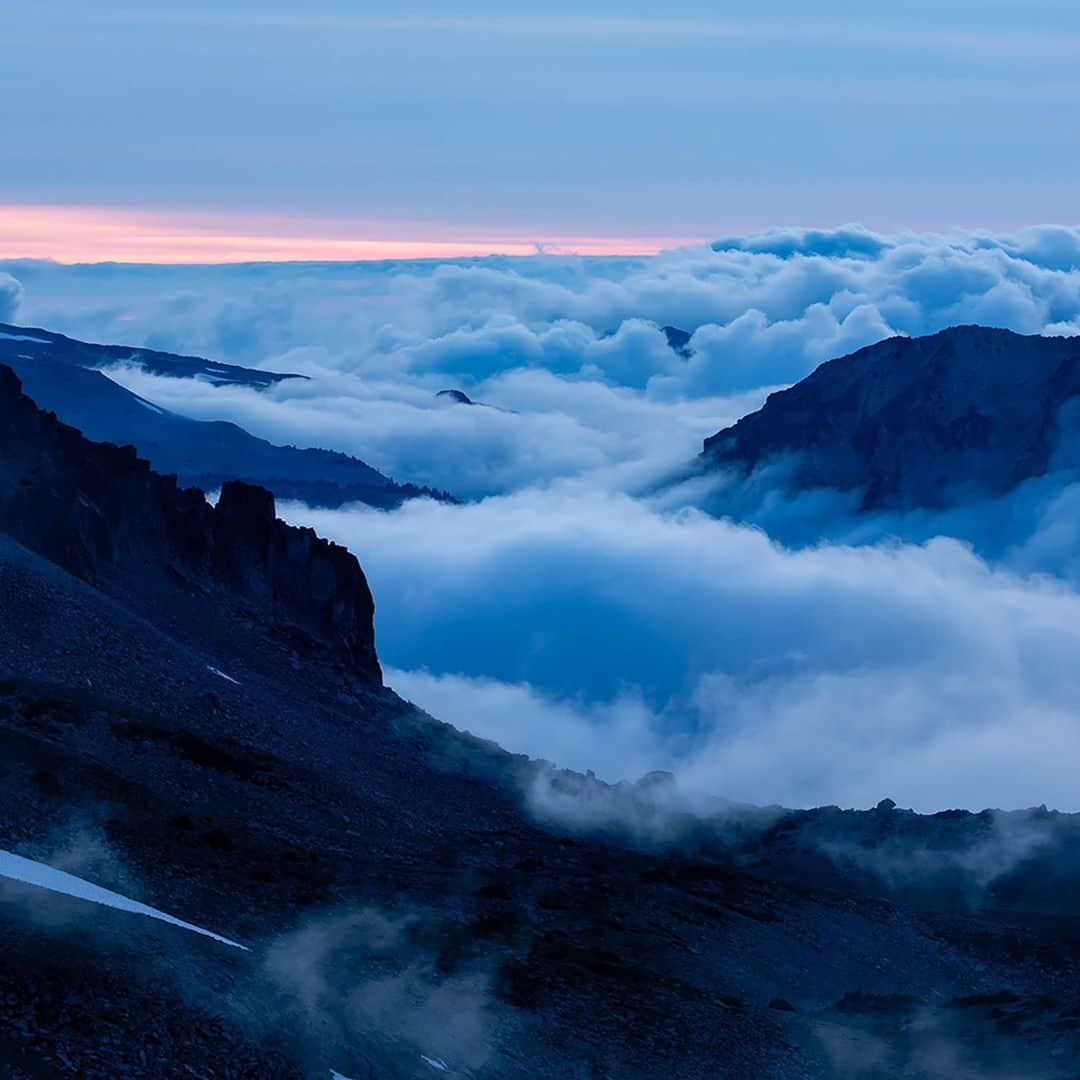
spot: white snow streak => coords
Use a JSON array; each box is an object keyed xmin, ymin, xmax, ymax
[
  {"xmin": 0, "ymin": 849, "xmax": 247, "ymax": 950},
  {"xmin": 134, "ymin": 396, "xmax": 165, "ymax": 415},
  {"xmin": 207, "ymin": 665, "xmax": 240, "ymax": 685}
]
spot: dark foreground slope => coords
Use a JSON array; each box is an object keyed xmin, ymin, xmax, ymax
[
  {"xmin": 703, "ymin": 326, "xmax": 1080, "ymax": 510},
  {"xmin": 2, "ymin": 365, "xmax": 1080, "ymax": 1077},
  {"xmin": 1, "ymin": 327, "xmax": 446, "ymax": 508}
]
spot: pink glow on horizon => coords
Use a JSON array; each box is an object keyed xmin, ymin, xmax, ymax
[{"xmin": 0, "ymin": 205, "xmax": 699, "ymax": 264}]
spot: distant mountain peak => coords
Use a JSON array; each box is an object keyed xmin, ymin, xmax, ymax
[
  {"xmin": 437, "ymin": 388, "xmax": 475, "ymax": 405},
  {"xmin": 702, "ymin": 325, "xmax": 1080, "ymax": 511},
  {"xmin": 435, "ymin": 387, "xmax": 516, "ymax": 414},
  {"xmin": 660, "ymin": 325, "xmax": 693, "ymax": 358}
]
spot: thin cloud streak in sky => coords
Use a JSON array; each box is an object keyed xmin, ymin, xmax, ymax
[
  {"xmin": 0, "ymin": 206, "xmax": 695, "ymax": 264},
  {"xmin": 29, "ymin": 9, "xmax": 1080, "ymax": 61}
]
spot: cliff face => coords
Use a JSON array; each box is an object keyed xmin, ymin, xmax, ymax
[
  {"xmin": 703, "ymin": 326, "xmax": 1080, "ymax": 510},
  {"xmin": 0, "ymin": 364, "xmax": 380, "ymax": 685}
]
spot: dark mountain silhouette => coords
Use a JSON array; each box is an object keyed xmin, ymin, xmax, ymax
[
  {"xmin": 437, "ymin": 388, "xmax": 475, "ymax": 405},
  {"xmin": 661, "ymin": 324, "xmax": 693, "ymax": 358},
  {"xmin": 702, "ymin": 326, "xmax": 1080, "ymax": 510},
  {"xmin": 3, "ymin": 360, "xmax": 1080, "ymax": 1076},
  {"xmin": 436, "ymin": 387, "xmax": 517, "ymax": 413},
  {"xmin": 1, "ymin": 331, "xmax": 448, "ymax": 509}
]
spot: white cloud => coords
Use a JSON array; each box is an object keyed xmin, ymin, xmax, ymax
[
  {"xmin": 285, "ymin": 489, "xmax": 1080, "ymax": 812},
  {"xmin": 0, "ymin": 273, "xmax": 23, "ymax": 322},
  {"xmin": 9, "ymin": 228, "xmax": 1080, "ymax": 813}
]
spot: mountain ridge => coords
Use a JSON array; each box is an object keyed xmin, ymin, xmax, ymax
[
  {"xmin": 0, "ymin": 320, "xmax": 304, "ymax": 388},
  {"xmin": 702, "ymin": 325, "xmax": 1080, "ymax": 510},
  {"xmin": 1, "ymin": 328, "xmax": 450, "ymax": 509}
]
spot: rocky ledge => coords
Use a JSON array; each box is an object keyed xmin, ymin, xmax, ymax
[{"xmin": 0, "ymin": 364, "xmax": 380, "ymax": 685}]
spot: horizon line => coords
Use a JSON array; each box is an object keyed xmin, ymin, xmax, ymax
[{"xmin": 0, "ymin": 205, "xmax": 704, "ymax": 265}]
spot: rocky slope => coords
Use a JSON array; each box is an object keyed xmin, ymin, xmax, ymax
[
  {"xmin": 0, "ymin": 365, "xmax": 380, "ymax": 685},
  {"xmin": 703, "ymin": 326, "xmax": 1080, "ymax": 510},
  {"xmin": 2, "ymin": 360, "xmax": 1080, "ymax": 1077}
]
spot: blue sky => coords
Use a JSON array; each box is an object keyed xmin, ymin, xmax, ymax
[{"xmin": 4, "ymin": 1, "xmax": 1080, "ymax": 255}]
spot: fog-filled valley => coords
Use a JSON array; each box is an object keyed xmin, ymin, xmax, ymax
[{"xmin": 7, "ymin": 226, "xmax": 1080, "ymax": 812}]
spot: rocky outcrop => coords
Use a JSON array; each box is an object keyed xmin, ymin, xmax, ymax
[
  {"xmin": 703, "ymin": 326, "xmax": 1080, "ymax": 510},
  {"xmin": 661, "ymin": 325, "xmax": 693, "ymax": 358},
  {"xmin": 0, "ymin": 364, "xmax": 380, "ymax": 684},
  {"xmin": 437, "ymin": 388, "xmax": 475, "ymax": 405}
]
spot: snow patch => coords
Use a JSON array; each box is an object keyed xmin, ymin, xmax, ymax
[
  {"xmin": 0, "ymin": 849, "xmax": 247, "ymax": 950},
  {"xmin": 421, "ymin": 1055, "xmax": 448, "ymax": 1072},
  {"xmin": 134, "ymin": 396, "xmax": 165, "ymax": 415},
  {"xmin": 208, "ymin": 665, "xmax": 240, "ymax": 685}
]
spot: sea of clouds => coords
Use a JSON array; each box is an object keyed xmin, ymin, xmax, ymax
[{"xmin": 6, "ymin": 224, "xmax": 1080, "ymax": 811}]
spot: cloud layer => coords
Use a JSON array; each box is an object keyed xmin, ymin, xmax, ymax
[
  {"xmin": 9, "ymin": 226, "xmax": 1080, "ymax": 497},
  {"xmin": 7, "ymin": 227, "xmax": 1080, "ymax": 811}
]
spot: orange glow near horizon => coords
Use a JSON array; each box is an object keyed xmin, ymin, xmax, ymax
[{"xmin": 0, "ymin": 205, "xmax": 698, "ymax": 264}]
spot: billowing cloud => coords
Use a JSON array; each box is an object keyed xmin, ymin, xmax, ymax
[
  {"xmin": 711, "ymin": 224, "xmax": 893, "ymax": 260},
  {"xmin": 284, "ymin": 488, "xmax": 1080, "ymax": 813},
  {"xmin": 15, "ymin": 225, "xmax": 1080, "ymax": 496},
  {"xmin": 10, "ymin": 228, "xmax": 1080, "ymax": 813}
]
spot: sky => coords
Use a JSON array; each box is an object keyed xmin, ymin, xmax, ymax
[
  {"xmin": 5, "ymin": 5, "xmax": 1080, "ymax": 813},
  {"xmin": 3, "ymin": 2, "xmax": 1080, "ymax": 259}
]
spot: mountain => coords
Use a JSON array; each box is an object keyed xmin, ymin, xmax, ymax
[
  {"xmin": 3, "ymin": 361, "xmax": 1080, "ymax": 1076},
  {"xmin": 661, "ymin": 324, "xmax": 693, "ymax": 358},
  {"xmin": 0, "ymin": 363, "xmax": 381, "ymax": 685},
  {"xmin": 0, "ymin": 320, "xmax": 304, "ymax": 388},
  {"xmin": 702, "ymin": 326, "xmax": 1080, "ymax": 510},
  {"xmin": 437, "ymin": 387, "xmax": 476, "ymax": 404},
  {"xmin": 436, "ymin": 387, "xmax": 516, "ymax": 413},
  {"xmin": 1, "ymin": 330, "xmax": 447, "ymax": 509}
]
